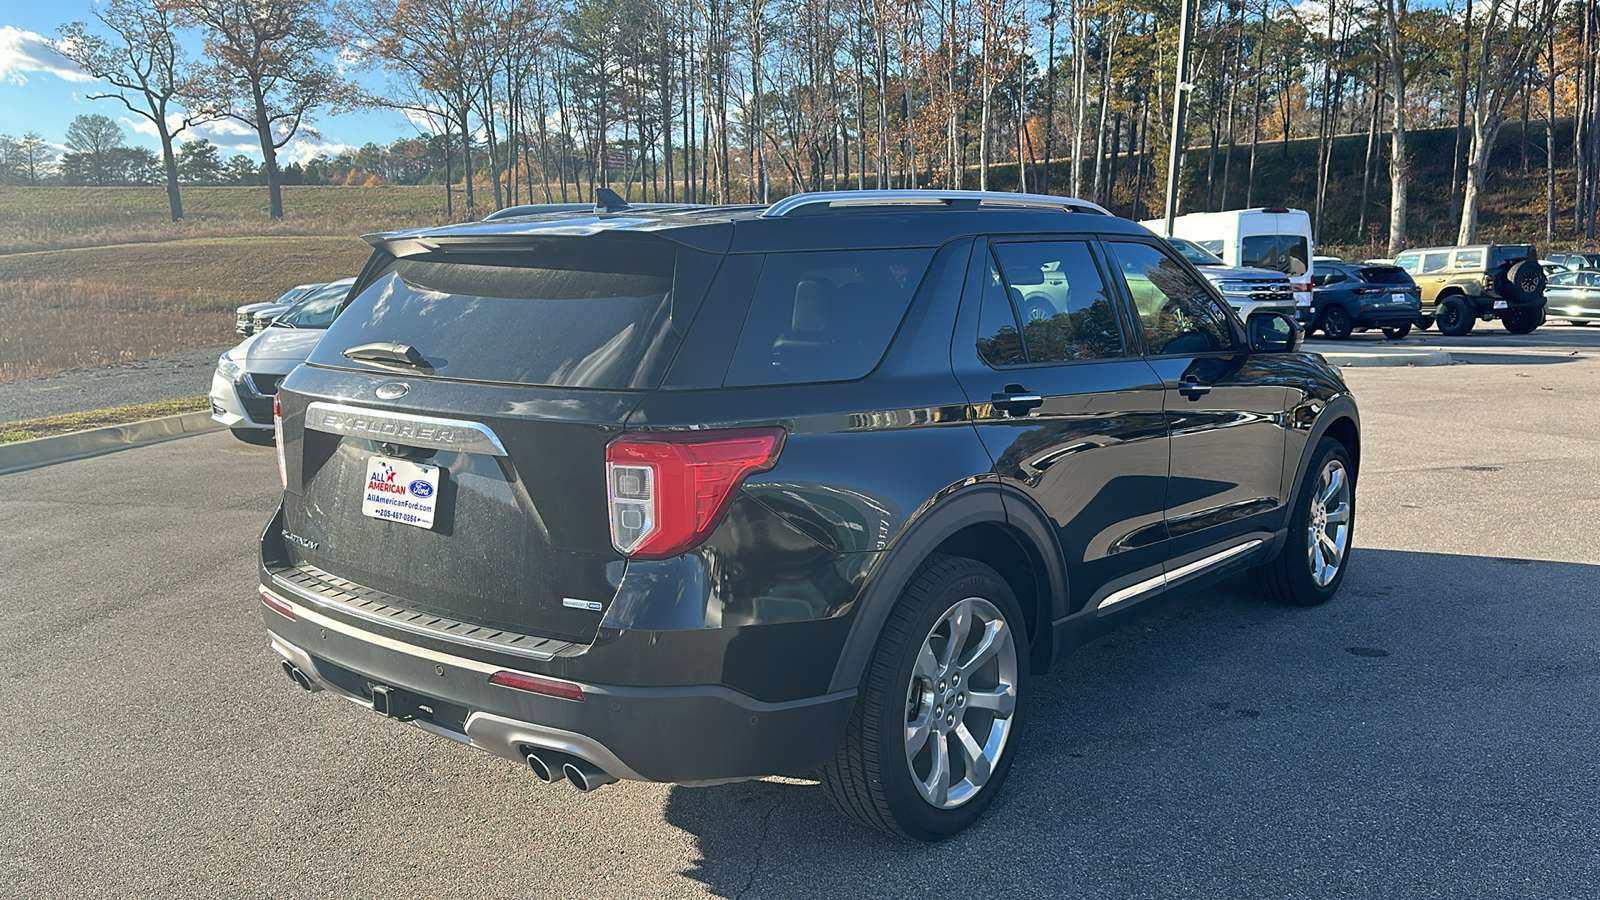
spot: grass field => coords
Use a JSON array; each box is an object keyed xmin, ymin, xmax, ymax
[
  {"xmin": 0, "ymin": 187, "xmax": 437, "ymax": 383},
  {"xmin": 0, "ymin": 184, "xmax": 456, "ymax": 255}
]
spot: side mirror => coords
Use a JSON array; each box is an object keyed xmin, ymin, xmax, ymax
[{"xmin": 1247, "ymin": 310, "xmax": 1301, "ymax": 353}]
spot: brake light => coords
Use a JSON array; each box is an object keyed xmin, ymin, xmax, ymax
[
  {"xmin": 606, "ymin": 427, "xmax": 785, "ymax": 559},
  {"xmin": 1353, "ymin": 286, "xmax": 1385, "ymax": 295},
  {"xmin": 1292, "ymin": 282, "xmax": 1312, "ymax": 293},
  {"xmin": 273, "ymin": 397, "xmax": 287, "ymax": 489},
  {"xmin": 489, "ymin": 670, "xmax": 586, "ymax": 702}
]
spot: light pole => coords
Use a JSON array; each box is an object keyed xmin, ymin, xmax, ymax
[{"xmin": 1162, "ymin": 0, "xmax": 1196, "ymax": 236}]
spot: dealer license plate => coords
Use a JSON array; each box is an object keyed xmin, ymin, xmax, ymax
[
  {"xmin": 1390, "ymin": 292, "xmax": 1411, "ymax": 304},
  {"xmin": 361, "ymin": 456, "xmax": 441, "ymax": 529},
  {"xmin": 1493, "ymin": 300, "xmax": 1509, "ymax": 309}
]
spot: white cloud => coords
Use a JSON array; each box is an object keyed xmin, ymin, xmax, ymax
[
  {"xmin": 119, "ymin": 114, "xmax": 259, "ymax": 151},
  {"xmin": 280, "ymin": 136, "xmax": 358, "ymax": 165},
  {"xmin": 0, "ymin": 26, "xmax": 96, "ymax": 85}
]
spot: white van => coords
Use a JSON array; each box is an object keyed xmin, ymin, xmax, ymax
[{"xmin": 1141, "ymin": 207, "xmax": 1315, "ymax": 319}]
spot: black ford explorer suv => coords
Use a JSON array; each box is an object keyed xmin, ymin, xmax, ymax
[{"xmin": 260, "ymin": 189, "xmax": 1359, "ymax": 840}]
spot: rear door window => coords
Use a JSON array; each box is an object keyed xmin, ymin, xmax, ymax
[
  {"xmin": 308, "ymin": 240, "xmax": 685, "ymax": 389},
  {"xmin": 1241, "ymin": 234, "xmax": 1310, "ymax": 276},
  {"xmin": 724, "ymin": 248, "xmax": 933, "ymax": 386},
  {"xmin": 981, "ymin": 241, "xmax": 1127, "ymax": 364},
  {"xmin": 1420, "ymin": 252, "xmax": 1450, "ymax": 274}
]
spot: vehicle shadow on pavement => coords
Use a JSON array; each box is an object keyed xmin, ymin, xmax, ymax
[{"xmin": 663, "ymin": 547, "xmax": 1600, "ymax": 899}]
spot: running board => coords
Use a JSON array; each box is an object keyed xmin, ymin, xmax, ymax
[{"xmin": 1096, "ymin": 539, "xmax": 1265, "ymax": 612}]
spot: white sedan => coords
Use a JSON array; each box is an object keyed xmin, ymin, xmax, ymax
[{"xmin": 210, "ymin": 278, "xmax": 355, "ymax": 442}]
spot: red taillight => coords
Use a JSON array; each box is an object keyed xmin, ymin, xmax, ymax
[
  {"xmin": 489, "ymin": 670, "xmax": 586, "ymax": 702},
  {"xmin": 260, "ymin": 586, "xmax": 295, "ymax": 620},
  {"xmin": 1353, "ymin": 286, "xmax": 1385, "ymax": 295},
  {"xmin": 605, "ymin": 427, "xmax": 785, "ymax": 559},
  {"xmin": 1291, "ymin": 282, "xmax": 1312, "ymax": 293},
  {"xmin": 273, "ymin": 397, "xmax": 287, "ymax": 489}
]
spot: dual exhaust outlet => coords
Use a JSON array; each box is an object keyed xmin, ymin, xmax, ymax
[
  {"xmin": 525, "ymin": 748, "xmax": 618, "ymax": 792},
  {"xmin": 279, "ymin": 659, "xmax": 616, "ymax": 791}
]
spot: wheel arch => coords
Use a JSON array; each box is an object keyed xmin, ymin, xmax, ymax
[
  {"xmin": 826, "ymin": 485, "xmax": 1067, "ymax": 694},
  {"xmin": 1289, "ymin": 397, "xmax": 1361, "ymax": 515}
]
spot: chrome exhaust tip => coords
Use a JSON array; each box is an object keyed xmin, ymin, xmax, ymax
[
  {"xmin": 525, "ymin": 751, "xmax": 568, "ymax": 785},
  {"xmin": 280, "ymin": 659, "xmax": 320, "ymax": 692},
  {"xmin": 562, "ymin": 760, "xmax": 619, "ymax": 792}
]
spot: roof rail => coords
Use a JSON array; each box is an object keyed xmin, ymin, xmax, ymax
[{"xmin": 762, "ymin": 190, "xmax": 1113, "ymax": 218}]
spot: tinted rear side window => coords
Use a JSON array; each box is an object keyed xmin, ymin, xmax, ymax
[
  {"xmin": 724, "ymin": 248, "xmax": 933, "ymax": 386},
  {"xmin": 308, "ymin": 241, "xmax": 682, "ymax": 389}
]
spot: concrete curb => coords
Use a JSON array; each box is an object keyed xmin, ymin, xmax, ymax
[
  {"xmin": 0, "ymin": 411, "xmax": 225, "ymax": 477},
  {"xmin": 1305, "ymin": 342, "xmax": 1454, "ymax": 367}
]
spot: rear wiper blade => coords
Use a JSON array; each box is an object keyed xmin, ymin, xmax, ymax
[{"xmin": 341, "ymin": 342, "xmax": 429, "ymax": 369}]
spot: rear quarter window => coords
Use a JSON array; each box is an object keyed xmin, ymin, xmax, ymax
[
  {"xmin": 1453, "ymin": 250, "xmax": 1484, "ymax": 269},
  {"xmin": 723, "ymin": 248, "xmax": 933, "ymax": 386}
]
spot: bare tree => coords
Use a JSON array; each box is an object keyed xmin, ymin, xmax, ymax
[
  {"xmin": 176, "ymin": 0, "xmax": 348, "ymax": 219},
  {"xmin": 55, "ymin": 0, "xmax": 203, "ymax": 221},
  {"xmin": 1379, "ymin": 0, "xmax": 1409, "ymax": 256},
  {"xmin": 1456, "ymin": 0, "xmax": 1560, "ymax": 244}
]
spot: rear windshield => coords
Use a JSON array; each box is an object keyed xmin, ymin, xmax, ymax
[
  {"xmin": 308, "ymin": 241, "xmax": 681, "ymax": 389},
  {"xmin": 1241, "ymin": 234, "xmax": 1310, "ymax": 276},
  {"xmin": 1358, "ymin": 266, "xmax": 1412, "ymax": 285},
  {"xmin": 1489, "ymin": 245, "xmax": 1536, "ymax": 267},
  {"xmin": 724, "ymin": 248, "xmax": 933, "ymax": 386}
]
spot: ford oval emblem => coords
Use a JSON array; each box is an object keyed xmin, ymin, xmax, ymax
[{"xmin": 375, "ymin": 382, "xmax": 409, "ymax": 400}]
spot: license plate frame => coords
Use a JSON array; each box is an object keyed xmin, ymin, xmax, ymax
[{"xmin": 361, "ymin": 455, "xmax": 442, "ymax": 530}]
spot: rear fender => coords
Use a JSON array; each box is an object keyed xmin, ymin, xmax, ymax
[{"xmin": 825, "ymin": 485, "xmax": 1068, "ymax": 693}]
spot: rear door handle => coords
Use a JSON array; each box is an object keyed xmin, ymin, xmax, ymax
[
  {"xmin": 1177, "ymin": 377, "xmax": 1212, "ymax": 400},
  {"xmin": 991, "ymin": 384, "xmax": 1044, "ymax": 417}
]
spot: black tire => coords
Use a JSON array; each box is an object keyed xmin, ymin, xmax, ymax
[
  {"xmin": 231, "ymin": 427, "xmax": 275, "ymax": 446},
  {"xmin": 1416, "ymin": 315, "xmax": 1434, "ymax": 331},
  {"xmin": 1502, "ymin": 258, "xmax": 1547, "ymax": 304},
  {"xmin": 1501, "ymin": 306, "xmax": 1542, "ymax": 334},
  {"xmin": 1436, "ymin": 296, "xmax": 1475, "ymax": 336},
  {"xmin": 1320, "ymin": 305, "xmax": 1354, "ymax": 340},
  {"xmin": 822, "ymin": 555, "xmax": 1029, "ymax": 841},
  {"xmin": 1381, "ymin": 322, "xmax": 1412, "ymax": 340},
  {"xmin": 1248, "ymin": 436, "xmax": 1355, "ymax": 606}
]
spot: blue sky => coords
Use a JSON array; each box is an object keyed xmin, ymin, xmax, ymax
[{"xmin": 0, "ymin": 8, "xmax": 419, "ymax": 162}]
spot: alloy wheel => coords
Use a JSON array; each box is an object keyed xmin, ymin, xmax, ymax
[
  {"xmin": 1306, "ymin": 459, "xmax": 1352, "ymax": 587},
  {"xmin": 903, "ymin": 597, "xmax": 1019, "ymax": 810}
]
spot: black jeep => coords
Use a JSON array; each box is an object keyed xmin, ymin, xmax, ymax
[{"xmin": 259, "ymin": 190, "xmax": 1359, "ymax": 840}]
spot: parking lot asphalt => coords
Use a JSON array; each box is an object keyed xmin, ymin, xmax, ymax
[{"xmin": 2, "ymin": 330, "xmax": 1597, "ymax": 899}]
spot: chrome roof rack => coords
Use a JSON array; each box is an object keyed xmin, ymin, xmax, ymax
[{"xmin": 762, "ymin": 189, "xmax": 1113, "ymax": 218}]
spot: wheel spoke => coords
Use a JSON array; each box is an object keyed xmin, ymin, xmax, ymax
[
  {"xmin": 905, "ymin": 709, "xmax": 934, "ymax": 758},
  {"xmin": 1319, "ymin": 530, "xmax": 1342, "ymax": 566},
  {"xmin": 939, "ymin": 604, "xmax": 972, "ymax": 670},
  {"xmin": 913, "ymin": 642, "xmax": 939, "ymax": 681},
  {"xmin": 1319, "ymin": 466, "xmax": 1345, "ymax": 506},
  {"xmin": 921, "ymin": 733, "xmax": 951, "ymax": 806},
  {"xmin": 1311, "ymin": 536, "xmax": 1327, "ymax": 575},
  {"xmin": 1325, "ymin": 502, "xmax": 1350, "ymax": 525},
  {"xmin": 957, "ymin": 619, "xmax": 1006, "ymax": 676},
  {"xmin": 965, "ymin": 683, "xmax": 1016, "ymax": 718},
  {"xmin": 954, "ymin": 723, "xmax": 992, "ymax": 788}
]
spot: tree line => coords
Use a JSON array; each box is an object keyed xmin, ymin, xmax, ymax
[{"xmin": 27, "ymin": 0, "xmax": 1600, "ymax": 248}]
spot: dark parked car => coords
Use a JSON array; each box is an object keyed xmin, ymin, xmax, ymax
[
  {"xmin": 260, "ymin": 190, "xmax": 1359, "ymax": 840},
  {"xmin": 1309, "ymin": 261, "xmax": 1422, "ymax": 340}
]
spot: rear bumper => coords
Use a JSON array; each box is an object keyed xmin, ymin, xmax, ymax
[{"xmin": 260, "ymin": 584, "xmax": 857, "ymax": 784}]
